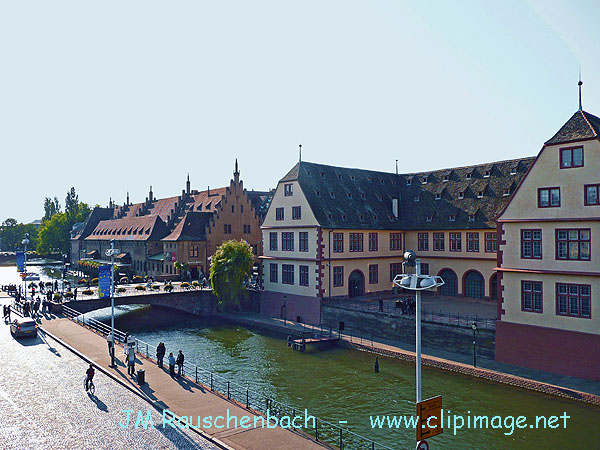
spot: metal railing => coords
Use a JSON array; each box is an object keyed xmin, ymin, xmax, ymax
[
  {"xmin": 323, "ymin": 298, "xmax": 495, "ymax": 330},
  {"xmin": 60, "ymin": 305, "xmax": 395, "ymax": 450}
]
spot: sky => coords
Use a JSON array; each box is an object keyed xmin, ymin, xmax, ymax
[{"xmin": 1, "ymin": 0, "xmax": 599, "ymax": 223}]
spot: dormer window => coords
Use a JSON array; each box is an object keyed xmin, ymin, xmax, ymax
[
  {"xmin": 327, "ymin": 214, "xmax": 332, "ymax": 219},
  {"xmin": 414, "ymin": 195, "xmax": 420, "ymax": 202},
  {"xmin": 503, "ymin": 188, "xmax": 510, "ymax": 197},
  {"xmin": 406, "ymin": 179, "xmax": 412, "ymax": 186},
  {"xmin": 391, "ymin": 180, "xmax": 396, "ymax": 185},
  {"xmin": 510, "ymin": 168, "xmax": 517, "ymax": 175},
  {"xmin": 458, "ymin": 192, "xmax": 465, "ymax": 199},
  {"xmin": 359, "ymin": 214, "xmax": 365, "ymax": 220},
  {"xmin": 367, "ymin": 176, "xmax": 373, "ymax": 182},
  {"xmin": 329, "ymin": 192, "xmax": 335, "ymax": 198},
  {"xmin": 350, "ymin": 175, "xmax": 356, "ymax": 181},
  {"xmin": 341, "ymin": 214, "xmax": 347, "ymax": 221},
  {"xmin": 373, "ymin": 214, "xmax": 378, "ymax": 220},
  {"xmin": 449, "ymin": 215, "xmax": 456, "ymax": 222},
  {"xmin": 477, "ymin": 191, "xmax": 484, "ymax": 199},
  {"xmin": 422, "ymin": 177, "xmax": 428, "ymax": 184},
  {"xmin": 360, "ymin": 193, "xmax": 366, "ymax": 200},
  {"xmin": 426, "ymin": 215, "xmax": 433, "ymax": 222},
  {"xmin": 435, "ymin": 193, "xmax": 442, "ymax": 200},
  {"xmin": 320, "ymin": 172, "xmax": 325, "ymax": 178},
  {"xmin": 466, "ymin": 173, "xmax": 472, "ymax": 180},
  {"xmin": 347, "ymin": 193, "xmax": 353, "ymax": 199},
  {"xmin": 337, "ymin": 173, "xmax": 342, "ymax": 180},
  {"xmin": 315, "ymin": 190, "xmax": 321, "ymax": 197},
  {"xmin": 380, "ymin": 178, "xmax": 385, "ymax": 184},
  {"xmin": 375, "ymin": 194, "xmax": 382, "ymax": 201},
  {"xmin": 484, "ymin": 170, "xmax": 491, "ymax": 178},
  {"xmin": 443, "ymin": 175, "xmax": 449, "ymax": 182},
  {"xmin": 468, "ymin": 215, "xmax": 475, "ymax": 222}
]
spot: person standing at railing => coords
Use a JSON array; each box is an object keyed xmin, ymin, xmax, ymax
[
  {"xmin": 127, "ymin": 346, "xmax": 136, "ymax": 376},
  {"xmin": 168, "ymin": 352, "xmax": 176, "ymax": 378},
  {"xmin": 107, "ymin": 332, "xmax": 114, "ymax": 359},
  {"xmin": 156, "ymin": 342, "xmax": 166, "ymax": 368},
  {"xmin": 176, "ymin": 350, "xmax": 184, "ymax": 378}
]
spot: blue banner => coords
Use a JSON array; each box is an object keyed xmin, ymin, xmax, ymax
[
  {"xmin": 16, "ymin": 251, "xmax": 25, "ymax": 272},
  {"xmin": 98, "ymin": 265, "xmax": 112, "ymax": 299}
]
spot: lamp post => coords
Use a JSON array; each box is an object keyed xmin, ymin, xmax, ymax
[
  {"xmin": 21, "ymin": 233, "xmax": 30, "ymax": 300},
  {"xmin": 393, "ymin": 251, "xmax": 444, "ymax": 404},
  {"xmin": 471, "ymin": 321, "xmax": 477, "ymax": 368},
  {"xmin": 283, "ymin": 295, "xmax": 287, "ymax": 326},
  {"xmin": 105, "ymin": 240, "xmax": 119, "ymax": 367},
  {"xmin": 62, "ymin": 253, "xmax": 68, "ymax": 295}
]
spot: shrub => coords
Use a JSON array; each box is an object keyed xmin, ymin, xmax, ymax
[
  {"xmin": 116, "ymin": 287, "xmax": 126, "ymax": 293},
  {"xmin": 164, "ymin": 284, "xmax": 174, "ymax": 292},
  {"xmin": 181, "ymin": 282, "xmax": 191, "ymax": 289},
  {"xmin": 45, "ymin": 282, "xmax": 53, "ymax": 287},
  {"xmin": 133, "ymin": 275, "xmax": 143, "ymax": 283},
  {"xmin": 135, "ymin": 285, "xmax": 146, "ymax": 291},
  {"xmin": 152, "ymin": 285, "xmax": 160, "ymax": 290},
  {"xmin": 82, "ymin": 289, "xmax": 94, "ymax": 295},
  {"xmin": 53, "ymin": 293, "xmax": 62, "ymax": 300},
  {"xmin": 120, "ymin": 277, "xmax": 129, "ymax": 284},
  {"xmin": 64, "ymin": 291, "xmax": 73, "ymax": 298},
  {"xmin": 91, "ymin": 278, "xmax": 99, "ymax": 286},
  {"xmin": 78, "ymin": 279, "xmax": 87, "ymax": 285},
  {"xmin": 192, "ymin": 281, "xmax": 200, "ymax": 287}
]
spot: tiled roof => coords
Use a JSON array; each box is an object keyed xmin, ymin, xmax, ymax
[
  {"xmin": 163, "ymin": 212, "xmax": 213, "ymax": 241},
  {"xmin": 545, "ymin": 110, "xmax": 600, "ymax": 145},
  {"xmin": 71, "ymin": 207, "xmax": 114, "ymax": 240},
  {"xmin": 282, "ymin": 158, "xmax": 534, "ymax": 230},
  {"xmin": 86, "ymin": 215, "xmax": 169, "ymax": 241},
  {"xmin": 189, "ymin": 188, "xmax": 227, "ymax": 212}
]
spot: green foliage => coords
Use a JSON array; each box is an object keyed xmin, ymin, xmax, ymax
[
  {"xmin": 53, "ymin": 293, "xmax": 62, "ymax": 300},
  {"xmin": 135, "ymin": 285, "xmax": 146, "ymax": 291},
  {"xmin": 0, "ymin": 219, "xmax": 38, "ymax": 252},
  {"xmin": 164, "ymin": 284, "xmax": 174, "ymax": 292},
  {"xmin": 192, "ymin": 281, "xmax": 200, "ymax": 287},
  {"xmin": 181, "ymin": 282, "xmax": 190, "ymax": 289},
  {"xmin": 210, "ymin": 240, "xmax": 254, "ymax": 307},
  {"xmin": 43, "ymin": 197, "xmax": 60, "ymax": 221},
  {"xmin": 116, "ymin": 287, "xmax": 126, "ymax": 293},
  {"xmin": 152, "ymin": 284, "xmax": 160, "ymax": 290},
  {"xmin": 91, "ymin": 278, "xmax": 98, "ymax": 285},
  {"xmin": 82, "ymin": 289, "xmax": 93, "ymax": 295},
  {"xmin": 65, "ymin": 187, "xmax": 79, "ymax": 220},
  {"xmin": 64, "ymin": 291, "xmax": 73, "ymax": 298}
]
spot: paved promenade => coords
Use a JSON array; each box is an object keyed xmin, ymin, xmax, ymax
[
  {"xmin": 220, "ymin": 312, "xmax": 600, "ymax": 403},
  {"xmin": 38, "ymin": 314, "xmax": 329, "ymax": 450}
]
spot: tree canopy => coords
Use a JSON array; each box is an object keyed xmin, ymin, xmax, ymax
[
  {"xmin": 0, "ymin": 219, "xmax": 38, "ymax": 252},
  {"xmin": 209, "ymin": 240, "xmax": 254, "ymax": 307}
]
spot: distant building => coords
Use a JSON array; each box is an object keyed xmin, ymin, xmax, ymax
[
  {"xmin": 495, "ymin": 108, "xmax": 600, "ymax": 381},
  {"xmin": 260, "ymin": 158, "xmax": 532, "ymax": 324}
]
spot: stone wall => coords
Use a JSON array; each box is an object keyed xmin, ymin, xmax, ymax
[{"xmin": 321, "ymin": 304, "xmax": 495, "ymax": 359}]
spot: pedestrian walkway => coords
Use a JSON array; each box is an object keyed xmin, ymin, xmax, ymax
[
  {"xmin": 39, "ymin": 314, "xmax": 331, "ymax": 450},
  {"xmin": 220, "ymin": 312, "xmax": 600, "ymax": 403}
]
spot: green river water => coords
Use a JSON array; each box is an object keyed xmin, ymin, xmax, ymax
[{"xmin": 83, "ymin": 304, "xmax": 599, "ymax": 450}]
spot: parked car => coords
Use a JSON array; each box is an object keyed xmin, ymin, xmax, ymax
[{"xmin": 10, "ymin": 317, "xmax": 38, "ymax": 338}]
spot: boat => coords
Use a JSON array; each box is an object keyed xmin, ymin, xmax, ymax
[{"xmin": 22, "ymin": 272, "xmax": 41, "ymax": 281}]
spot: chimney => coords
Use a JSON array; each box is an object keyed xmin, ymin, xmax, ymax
[
  {"xmin": 208, "ymin": 186, "xmax": 210, "ymax": 197},
  {"xmin": 149, "ymin": 186, "xmax": 153, "ymax": 202},
  {"xmin": 186, "ymin": 173, "xmax": 191, "ymax": 195}
]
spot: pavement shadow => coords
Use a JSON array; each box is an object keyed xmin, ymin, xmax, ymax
[
  {"xmin": 37, "ymin": 330, "xmax": 62, "ymax": 357},
  {"xmin": 11, "ymin": 334, "xmax": 43, "ymax": 347},
  {"xmin": 88, "ymin": 393, "xmax": 109, "ymax": 412}
]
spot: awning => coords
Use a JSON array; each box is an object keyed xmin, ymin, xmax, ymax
[{"xmin": 147, "ymin": 253, "xmax": 164, "ymax": 262}]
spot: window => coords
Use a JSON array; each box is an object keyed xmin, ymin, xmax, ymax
[
  {"xmin": 299, "ymin": 265, "xmax": 309, "ymax": 286},
  {"xmin": 484, "ymin": 170, "xmax": 491, "ymax": 178},
  {"xmin": 406, "ymin": 178, "xmax": 412, "ymax": 186},
  {"xmin": 349, "ymin": 233, "xmax": 363, "ymax": 252},
  {"xmin": 458, "ymin": 192, "xmax": 465, "ymax": 200},
  {"xmin": 420, "ymin": 263, "xmax": 429, "ymax": 275},
  {"xmin": 422, "ymin": 176, "xmax": 428, "ymax": 184},
  {"xmin": 435, "ymin": 193, "xmax": 442, "ymax": 200},
  {"xmin": 390, "ymin": 263, "xmax": 402, "ymax": 282},
  {"xmin": 333, "ymin": 266, "xmax": 344, "ymax": 287},
  {"xmin": 390, "ymin": 233, "xmax": 402, "ymax": 251},
  {"xmin": 333, "ymin": 233, "xmax": 344, "ymax": 253},
  {"xmin": 538, "ymin": 187, "xmax": 560, "ymax": 208},
  {"xmin": 503, "ymin": 188, "xmax": 510, "ymax": 197},
  {"xmin": 270, "ymin": 263, "xmax": 278, "ymax": 283},
  {"xmin": 243, "ymin": 224, "xmax": 251, "ymax": 234},
  {"xmin": 284, "ymin": 183, "xmax": 293, "ymax": 196},
  {"xmin": 223, "ymin": 224, "xmax": 232, "ymax": 234},
  {"xmin": 449, "ymin": 232, "xmax": 461, "ymax": 252},
  {"xmin": 556, "ymin": 283, "xmax": 591, "ymax": 318},
  {"xmin": 521, "ymin": 229, "xmax": 542, "ymax": 259},
  {"xmin": 433, "ymin": 232, "xmax": 444, "ymax": 251},
  {"xmin": 368, "ymin": 233, "xmax": 378, "ymax": 252},
  {"xmin": 556, "ymin": 229, "xmax": 590, "ymax": 260},
  {"xmin": 485, "ymin": 232, "xmax": 497, "ymax": 253},
  {"xmin": 241, "ymin": 205, "xmax": 243, "ymax": 213},
  {"xmin": 299, "ymin": 232, "xmax": 309, "ymax": 252},
  {"xmin": 282, "ymin": 264, "xmax": 294, "ymax": 285},
  {"xmin": 449, "ymin": 215, "xmax": 456, "ymax": 222},
  {"xmin": 292, "ymin": 206, "xmax": 301, "ymax": 220},
  {"xmin": 231, "ymin": 205, "xmax": 235, "ymax": 213},
  {"xmin": 269, "ymin": 232, "xmax": 278, "ymax": 251},
  {"xmin": 282, "ymin": 232, "xmax": 294, "ymax": 251},
  {"xmin": 467, "ymin": 232, "xmax": 479, "ymax": 252},
  {"xmin": 426, "ymin": 215, "xmax": 433, "ymax": 222},
  {"xmin": 584, "ymin": 184, "xmax": 600, "ymax": 205},
  {"xmin": 315, "ymin": 190, "xmax": 321, "ymax": 197},
  {"xmin": 466, "ymin": 173, "xmax": 472, "ymax": 179},
  {"xmin": 275, "ymin": 207, "xmax": 284, "ymax": 220},
  {"xmin": 560, "ymin": 146, "xmax": 584, "ymax": 168},
  {"xmin": 414, "ymin": 195, "xmax": 420, "ymax": 202},
  {"xmin": 347, "ymin": 193, "xmax": 352, "ymax": 199},
  {"xmin": 188, "ymin": 245, "xmax": 199, "ymax": 258},
  {"xmin": 369, "ymin": 264, "xmax": 378, "ymax": 284},
  {"xmin": 468, "ymin": 215, "xmax": 475, "ymax": 222},
  {"xmin": 418, "ymin": 233, "xmax": 429, "ymax": 251},
  {"xmin": 443, "ymin": 175, "xmax": 449, "ymax": 182},
  {"xmin": 510, "ymin": 167, "xmax": 517, "ymax": 175},
  {"xmin": 522, "ymin": 281, "xmax": 543, "ymax": 313},
  {"xmin": 477, "ymin": 191, "xmax": 484, "ymax": 199},
  {"xmin": 329, "ymin": 192, "xmax": 335, "ymax": 198}
]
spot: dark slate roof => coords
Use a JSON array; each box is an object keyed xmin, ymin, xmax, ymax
[
  {"xmin": 545, "ymin": 110, "xmax": 600, "ymax": 145},
  {"xmin": 163, "ymin": 212, "xmax": 213, "ymax": 241},
  {"xmin": 282, "ymin": 158, "xmax": 535, "ymax": 230},
  {"xmin": 247, "ymin": 189, "xmax": 274, "ymax": 221},
  {"xmin": 71, "ymin": 207, "xmax": 114, "ymax": 240},
  {"xmin": 86, "ymin": 215, "xmax": 169, "ymax": 241}
]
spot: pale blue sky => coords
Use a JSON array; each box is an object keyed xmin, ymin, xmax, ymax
[{"xmin": 1, "ymin": 0, "xmax": 599, "ymax": 223}]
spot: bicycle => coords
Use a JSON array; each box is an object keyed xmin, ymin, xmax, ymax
[{"xmin": 84, "ymin": 376, "xmax": 96, "ymax": 395}]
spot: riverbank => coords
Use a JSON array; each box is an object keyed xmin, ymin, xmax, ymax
[{"xmin": 219, "ymin": 312, "xmax": 600, "ymax": 406}]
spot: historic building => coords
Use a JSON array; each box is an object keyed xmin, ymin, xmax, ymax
[
  {"xmin": 73, "ymin": 161, "xmax": 270, "ymax": 280},
  {"xmin": 260, "ymin": 158, "xmax": 533, "ymax": 324},
  {"xmin": 495, "ymin": 108, "xmax": 600, "ymax": 381}
]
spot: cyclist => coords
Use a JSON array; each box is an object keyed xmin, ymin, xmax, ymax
[{"xmin": 85, "ymin": 364, "xmax": 95, "ymax": 391}]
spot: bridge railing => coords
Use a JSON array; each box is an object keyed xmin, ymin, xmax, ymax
[{"xmin": 60, "ymin": 305, "xmax": 395, "ymax": 450}]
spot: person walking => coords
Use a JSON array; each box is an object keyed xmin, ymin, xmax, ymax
[
  {"xmin": 107, "ymin": 332, "xmax": 114, "ymax": 358},
  {"xmin": 6, "ymin": 304, "xmax": 10, "ymax": 322},
  {"xmin": 168, "ymin": 352, "xmax": 176, "ymax": 378},
  {"xmin": 176, "ymin": 350, "xmax": 184, "ymax": 378},
  {"xmin": 74, "ymin": 288, "xmax": 78, "ymax": 301},
  {"xmin": 128, "ymin": 347, "xmax": 136, "ymax": 376},
  {"xmin": 156, "ymin": 342, "xmax": 166, "ymax": 368}
]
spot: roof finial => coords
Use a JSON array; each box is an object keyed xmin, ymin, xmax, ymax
[
  {"xmin": 578, "ymin": 68, "xmax": 583, "ymax": 111},
  {"xmin": 187, "ymin": 173, "xmax": 189, "ymax": 182},
  {"xmin": 299, "ymin": 144, "xmax": 302, "ymax": 162},
  {"xmin": 234, "ymin": 158, "xmax": 239, "ymax": 174}
]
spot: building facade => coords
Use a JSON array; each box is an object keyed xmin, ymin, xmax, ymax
[
  {"xmin": 261, "ymin": 158, "xmax": 533, "ymax": 324},
  {"xmin": 495, "ymin": 109, "xmax": 600, "ymax": 381}
]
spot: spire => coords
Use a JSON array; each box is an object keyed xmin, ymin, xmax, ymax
[
  {"xmin": 126, "ymin": 191, "xmax": 130, "ymax": 205},
  {"xmin": 186, "ymin": 173, "xmax": 191, "ymax": 195},
  {"xmin": 233, "ymin": 159, "xmax": 240, "ymax": 183},
  {"xmin": 149, "ymin": 185, "xmax": 153, "ymax": 202},
  {"xmin": 299, "ymin": 144, "xmax": 302, "ymax": 162},
  {"xmin": 578, "ymin": 69, "xmax": 583, "ymax": 111},
  {"xmin": 109, "ymin": 197, "xmax": 112, "ymax": 208}
]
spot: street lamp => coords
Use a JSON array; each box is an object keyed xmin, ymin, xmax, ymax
[
  {"xmin": 106, "ymin": 240, "xmax": 119, "ymax": 367},
  {"xmin": 393, "ymin": 251, "xmax": 445, "ymax": 404},
  {"xmin": 471, "ymin": 321, "xmax": 477, "ymax": 367},
  {"xmin": 283, "ymin": 295, "xmax": 287, "ymax": 326},
  {"xmin": 21, "ymin": 233, "xmax": 30, "ymax": 299},
  {"xmin": 62, "ymin": 254, "xmax": 68, "ymax": 295}
]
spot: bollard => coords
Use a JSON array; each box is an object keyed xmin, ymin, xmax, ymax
[
  {"xmin": 146, "ymin": 343, "xmax": 149, "ymax": 357},
  {"xmin": 246, "ymin": 389, "xmax": 249, "ymax": 408},
  {"xmin": 315, "ymin": 419, "xmax": 319, "ymax": 440},
  {"xmin": 210, "ymin": 373, "xmax": 213, "ymax": 391},
  {"xmin": 339, "ymin": 428, "xmax": 343, "ymax": 450},
  {"xmin": 227, "ymin": 381, "xmax": 230, "ymax": 399},
  {"xmin": 196, "ymin": 367, "xmax": 198, "ymax": 383}
]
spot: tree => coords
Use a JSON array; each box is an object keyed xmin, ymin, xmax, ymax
[
  {"xmin": 36, "ymin": 201, "xmax": 91, "ymax": 256},
  {"xmin": 0, "ymin": 219, "xmax": 37, "ymax": 251},
  {"xmin": 209, "ymin": 240, "xmax": 254, "ymax": 308},
  {"xmin": 65, "ymin": 187, "xmax": 79, "ymax": 219},
  {"xmin": 43, "ymin": 198, "xmax": 60, "ymax": 221}
]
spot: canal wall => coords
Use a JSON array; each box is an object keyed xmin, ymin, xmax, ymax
[{"xmin": 321, "ymin": 304, "xmax": 495, "ymax": 359}]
